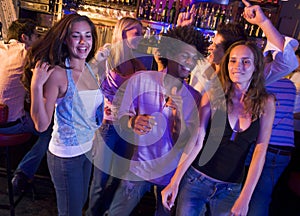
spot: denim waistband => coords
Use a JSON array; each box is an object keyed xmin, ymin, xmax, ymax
[{"xmin": 190, "ymin": 166, "xmax": 238, "ymax": 185}]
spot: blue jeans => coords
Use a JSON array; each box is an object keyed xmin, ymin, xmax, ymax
[
  {"xmin": 107, "ymin": 175, "xmax": 171, "ymax": 216},
  {"xmin": 176, "ymin": 166, "xmax": 241, "ymax": 216},
  {"xmin": 47, "ymin": 151, "xmax": 92, "ymax": 216},
  {"xmin": 0, "ymin": 112, "xmax": 52, "ymax": 179},
  {"xmin": 87, "ymin": 123, "xmax": 133, "ymax": 216},
  {"xmin": 247, "ymin": 149, "xmax": 291, "ymax": 216}
]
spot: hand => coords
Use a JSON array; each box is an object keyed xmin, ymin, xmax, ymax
[
  {"xmin": 165, "ymin": 87, "xmax": 182, "ymax": 111},
  {"xmin": 161, "ymin": 182, "xmax": 179, "ymax": 211},
  {"xmin": 131, "ymin": 114, "xmax": 156, "ymax": 135},
  {"xmin": 31, "ymin": 61, "xmax": 54, "ymax": 88},
  {"xmin": 176, "ymin": 4, "xmax": 196, "ymax": 27},
  {"xmin": 242, "ymin": 0, "xmax": 268, "ymax": 26},
  {"xmin": 229, "ymin": 195, "xmax": 249, "ymax": 216}
]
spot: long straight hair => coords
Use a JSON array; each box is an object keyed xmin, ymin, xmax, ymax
[{"xmin": 108, "ymin": 17, "xmax": 142, "ymax": 70}]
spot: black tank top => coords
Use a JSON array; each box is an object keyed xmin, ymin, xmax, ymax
[{"xmin": 192, "ymin": 110, "xmax": 260, "ymax": 183}]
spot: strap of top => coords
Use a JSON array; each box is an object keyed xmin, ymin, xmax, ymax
[{"xmin": 65, "ymin": 58, "xmax": 100, "ymax": 89}]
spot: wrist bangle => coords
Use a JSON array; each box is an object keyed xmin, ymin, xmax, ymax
[{"xmin": 128, "ymin": 116, "xmax": 137, "ymax": 129}]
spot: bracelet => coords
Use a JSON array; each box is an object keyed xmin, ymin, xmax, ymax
[{"xmin": 128, "ymin": 116, "xmax": 137, "ymax": 129}]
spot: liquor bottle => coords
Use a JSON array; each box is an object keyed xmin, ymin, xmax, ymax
[
  {"xmin": 217, "ymin": 6, "xmax": 226, "ymax": 26},
  {"xmin": 255, "ymin": 26, "xmax": 263, "ymax": 38},
  {"xmin": 144, "ymin": 0, "xmax": 151, "ymax": 19},
  {"xmin": 157, "ymin": 1, "xmax": 164, "ymax": 22},
  {"xmin": 210, "ymin": 6, "xmax": 220, "ymax": 30},
  {"xmin": 200, "ymin": 3, "xmax": 209, "ymax": 29},
  {"xmin": 169, "ymin": 0, "xmax": 177, "ymax": 24},
  {"xmin": 162, "ymin": 0, "xmax": 169, "ymax": 23},
  {"xmin": 194, "ymin": 4, "xmax": 203, "ymax": 28},
  {"xmin": 224, "ymin": 5, "xmax": 233, "ymax": 24},
  {"xmin": 149, "ymin": 2, "xmax": 156, "ymax": 21},
  {"xmin": 206, "ymin": 6, "xmax": 214, "ymax": 29},
  {"xmin": 139, "ymin": 0, "xmax": 145, "ymax": 18}
]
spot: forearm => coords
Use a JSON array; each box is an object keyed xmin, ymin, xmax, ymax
[
  {"xmin": 260, "ymin": 19, "xmax": 284, "ymax": 51},
  {"xmin": 239, "ymin": 145, "xmax": 267, "ymax": 203},
  {"xmin": 170, "ymin": 128, "xmax": 204, "ymax": 185},
  {"xmin": 30, "ymin": 85, "xmax": 51, "ymax": 132}
]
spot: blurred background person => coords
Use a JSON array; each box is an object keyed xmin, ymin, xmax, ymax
[
  {"xmin": 0, "ymin": 18, "xmax": 52, "ymax": 194},
  {"xmin": 86, "ymin": 17, "xmax": 146, "ymax": 216}
]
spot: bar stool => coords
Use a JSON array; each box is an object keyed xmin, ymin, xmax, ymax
[{"xmin": 0, "ymin": 104, "xmax": 32, "ymax": 216}]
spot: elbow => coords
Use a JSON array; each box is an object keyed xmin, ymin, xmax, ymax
[
  {"xmin": 33, "ymin": 121, "xmax": 50, "ymax": 132},
  {"xmin": 35, "ymin": 125, "xmax": 48, "ymax": 133}
]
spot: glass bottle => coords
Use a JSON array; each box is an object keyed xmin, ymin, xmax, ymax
[
  {"xmin": 157, "ymin": 1, "xmax": 164, "ymax": 22},
  {"xmin": 162, "ymin": 0, "xmax": 169, "ymax": 23},
  {"xmin": 139, "ymin": 0, "xmax": 145, "ymax": 18},
  {"xmin": 169, "ymin": 0, "xmax": 177, "ymax": 24}
]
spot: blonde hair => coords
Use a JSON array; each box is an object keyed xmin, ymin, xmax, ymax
[{"xmin": 108, "ymin": 17, "xmax": 142, "ymax": 70}]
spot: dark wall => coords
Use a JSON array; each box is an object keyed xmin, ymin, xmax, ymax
[{"xmin": 278, "ymin": 0, "xmax": 300, "ymax": 40}]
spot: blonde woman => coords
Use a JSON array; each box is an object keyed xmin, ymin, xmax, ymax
[{"xmin": 87, "ymin": 17, "xmax": 146, "ymax": 216}]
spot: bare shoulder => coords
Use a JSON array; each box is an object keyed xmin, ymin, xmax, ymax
[
  {"xmin": 46, "ymin": 65, "xmax": 68, "ymax": 97},
  {"xmin": 48, "ymin": 66, "xmax": 67, "ymax": 83}
]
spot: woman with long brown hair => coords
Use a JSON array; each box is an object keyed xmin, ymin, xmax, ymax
[{"xmin": 162, "ymin": 40, "xmax": 275, "ymax": 216}]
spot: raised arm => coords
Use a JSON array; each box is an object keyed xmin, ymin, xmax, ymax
[
  {"xmin": 161, "ymin": 92, "xmax": 211, "ymax": 210},
  {"xmin": 242, "ymin": 0, "xmax": 299, "ymax": 82},
  {"xmin": 176, "ymin": 4, "xmax": 196, "ymax": 27},
  {"xmin": 30, "ymin": 62, "xmax": 58, "ymax": 132},
  {"xmin": 242, "ymin": 0, "xmax": 284, "ymax": 50},
  {"xmin": 231, "ymin": 95, "xmax": 275, "ymax": 215}
]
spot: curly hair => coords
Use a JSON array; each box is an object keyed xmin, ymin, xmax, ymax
[
  {"xmin": 158, "ymin": 25, "xmax": 206, "ymax": 59},
  {"xmin": 22, "ymin": 13, "xmax": 99, "ymax": 93},
  {"xmin": 216, "ymin": 22, "xmax": 248, "ymax": 52},
  {"xmin": 219, "ymin": 40, "xmax": 269, "ymax": 120}
]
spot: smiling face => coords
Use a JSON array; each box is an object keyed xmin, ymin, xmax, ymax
[
  {"xmin": 228, "ymin": 45, "xmax": 255, "ymax": 86},
  {"xmin": 123, "ymin": 24, "xmax": 143, "ymax": 49},
  {"xmin": 167, "ymin": 44, "xmax": 198, "ymax": 80},
  {"xmin": 207, "ymin": 33, "xmax": 225, "ymax": 65},
  {"xmin": 65, "ymin": 21, "xmax": 93, "ymax": 60}
]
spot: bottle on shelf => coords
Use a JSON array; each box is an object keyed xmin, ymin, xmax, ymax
[
  {"xmin": 149, "ymin": 1, "xmax": 156, "ymax": 21},
  {"xmin": 210, "ymin": 5, "xmax": 220, "ymax": 30},
  {"xmin": 194, "ymin": 3, "xmax": 203, "ymax": 28},
  {"xmin": 162, "ymin": 0, "xmax": 169, "ymax": 23},
  {"xmin": 157, "ymin": 1, "xmax": 164, "ymax": 22},
  {"xmin": 200, "ymin": 3, "xmax": 210, "ymax": 29},
  {"xmin": 144, "ymin": 0, "xmax": 151, "ymax": 19},
  {"xmin": 224, "ymin": 5, "xmax": 233, "ymax": 25},
  {"xmin": 206, "ymin": 6, "xmax": 214, "ymax": 29},
  {"xmin": 169, "ymin": 0, "xmax": 177, "ymax": 24},
  {"xmin": 138, "ymin": 0, "xmax": 145, "ymax": 18},
  {"xmin": 217, "ymin": 6, "xmax": 226, "ymax": 27}
]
